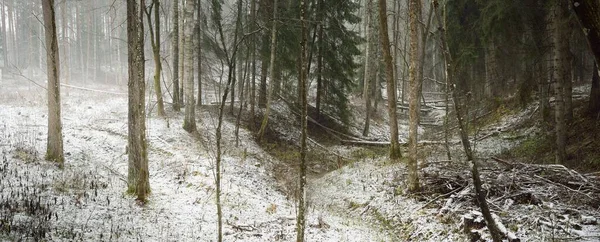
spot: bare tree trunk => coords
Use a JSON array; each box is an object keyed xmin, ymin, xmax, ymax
[
  {"xmin": 235, "ymin": 43, "xmax": 251, "ymax": 146},
  {"xmin": 407, "ymin": 0, "xmax": 423, "ymax": 192},
  {"xmin": 172, "ymin": 0, "xmax": 181, "ymax": 111},
  {"xmin": 539, "ymin": 63, "xmax": 551, "ymax": 122},
  {"xmin": 196, "ymin": 0, "xmax": 203, "ymax": 107},
  {"xmin": 230, "ymin": 0, "xmax": 244, "ymax": 114},
  {"xmin": 258, "ymin": 0, "xmax": 271, "ymax": 108},
  {"xmin": 212, "ymin": 0, "xmax": 244, "ymax": 238},
  {"xmin": 590, "ymin": 63, "xmax": 600, "ymax": 116},
  {"xmin": 257, "ymin": 0, "xmax": 279, "ymax": 141},
  {"xmin": 7, "ymin": 0, "xmax": 15, "ymax": 66},
  {"xmin": 315, "ymin": 0, "xmax": 324, "ymax": 118},
  {"xmin": 484, "ymin": 42, "xmax": 498, "ymax": 98},
  {"xmin": 42, "ymin": 0, "xmax": 64, "ymax": 166},
  {"xmin": 0, "ymin": 0, "xmax": 7, "ymax": 66},
  {"xmin": 392, "ymin": 0, "xmax": 400, "ymax": 104},
  {"xmin": 295, "ymin": 0, "xmax": 308, "ymax": 240},
  {"xmin": 127, "ymin": 0, "xmax": 150, "ymax": 203},
  {"xmin": 146, "ymin": 0, "xmax": 166, "ymax": 117},
  {"xmin": 183, "ymin": 0, "xmax": 197, "ymax": 132},
  {"xmin": 552, "ymin": 1, "xmax": 568, "ymax": 164},
  {"xmin": 250, "ymin": 0, "xmax": 257, "ymax": 130},
  {"xmin": 434, "ymin": 3, "xmax": 503, "ymax": 241},
  {"xmin": 179, "ymin": 12, "xmax": 185, "ymax": 105},
  {"xmin": 570, "ymin": 0, "xmax": 600, "ymax": 68},
  {"xmin": 60, "ymin": 0, "xmax": 69, "ymax": 95},
  {"xmin": 564, "ymin": 68, "xmax": 573, "ymax": 123},
  {"xmin": 362, "ymin": 0, "xmax": 373, "ymax": 137},
  {"xmin": 378, "ymin": 0, "xmax": 402, "ymax": 160}
]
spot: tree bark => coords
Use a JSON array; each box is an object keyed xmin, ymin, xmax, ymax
[
  {"xmin": 257, "ymin": 0, "xmax": 279, "ymax": 141},
  {"xmin": 296, "ymin": 0, "xmax": 308, "ymax": 240},
  {"xmin": 229, "ymin": 0, "xmax": 244, "ymax": 114},
  {"xmin": 250, "ymin": 0, "xmax": 257, "ymax": 130},
  {"xmin": 42, "ymin": 0, "xmax": 64, "ymax": 166},
  {"xmin": 179, "ymin": 11, "xmax": 185, "ymax": 105},
  {"xmin": 7, "ymin": 0, "xmax": 14, "ymax": 66},
  {"xmin": 258, "ymin": 0, "xmax": 271, "ymax": 108},
  {"xmin": 146, "ymin": 0, "xmax": 166, "ymax": 117},
  {"xmin": 552, "ymin": 1, "xmax": 568, "ymax": 164},
  {"xmin": 570, "ymin": 0, "xmax": 600, "ymax": 68},
  {"xmin": 60, "ymin": 1, "xmax": 69, "ymax": 95},
  {"xmin": 484, "ymin": 41, "xmax": 498, "ymax": 98},
  {"xmin": 172, "ymin": 0, "xmax": 181, "ymax": 111},
  {"xmin": 183, "ymin": 0, "xmax": 197, "ymax": 132},
  {"xmin": 590, "ymin": 63, "xmax": 600, "ymax": 115},
  {"xmin": 407, "ymin": 0, "xmax": 425, "ymax": 192},
  {"xmin": 378, "ymin": 0, "xmax": 402, "ymax": 160},
  {"xmin": 126, "ymin": 0, "xmax": 150, "ymax": 203},
  {"xmin": 362, "ymin": 0, "xmax": 374, "ymax": 137},
  {"xmin": 196, "ymin": 0, "xmax": 203, "ymax": 107},
  {"xmin": 315, "ymin": 0, "xmax": 324, "ymax": 118},
  {"xmin": 0, "ymin": 0, "xmax": 7, "ymax": 66}
]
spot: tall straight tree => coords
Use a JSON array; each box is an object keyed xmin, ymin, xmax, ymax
[
  {"xmin": 378, "ymin": 0, "xmax": 402, "ymax": 160},
  {"xmin": 42, "ymin": 0, "xmax": 64, "ymax": 166},
  {"xmin": 257, "ymin": 0, "xmax": 278, "ymax": 141},
  {"xmin": 296, "ymin": 0, "xmax": 308, "ymax": 241},
  {"xmin": 315, "ymin": 0, "xmax": 324, "ymax": 118},
  {"xmin": 249, "ymin": 0, "xmax": 257, "ymax": 129},
  {"xmin": 172, "ymin": 0, "xmax": 181, "ymax": 111},
  {"xmin": 196, "ymin": 0, "xmax": 203, "ymax": 107},
  {"xmin": 407, "ymin": 0, "xmax": 422, "ymax": 191},
  {"xmin": 145, "ymin": 0, "xmax": 166, "ymax": 117},
  {"xmin": 362, "ymin": 0, "xmax": 375, "ymax": 137},
  {"xmin": 183, "ymin": 0, "xmax": 197, "ymax": 132},
  {"xmin": 552, "ymin": 0, "xmax": 569, "ymax": 164},
  {"xmin": 0, "ymin": 0, "xmax": 6, "ymax": 65},
  {"xmin": 258, "ymin": 0, "xmax": 271, "ymax": 108},
  {"xmin": 590, "ymin": 63, "xmax": 600, "ymax": 115},
  {"xmin": 127, "ymin": 0, "xmax": 150, "ymax": 202}
]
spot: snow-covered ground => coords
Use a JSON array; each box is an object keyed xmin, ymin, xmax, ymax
[
  {"xmin": 0, "ymin": 76, "xmax": 400, "ymax": 241},
  {"xmin": 2, "ymin": 76, "xmax": 599, "ymax": 241}
]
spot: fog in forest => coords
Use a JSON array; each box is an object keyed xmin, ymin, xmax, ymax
[{"xmin": 1, "ymin": 0, "xmax": 600, "ymax": 241}]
